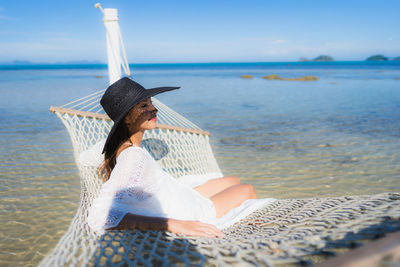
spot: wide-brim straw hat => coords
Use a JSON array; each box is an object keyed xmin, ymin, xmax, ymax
[{"xmin": 100, "ymin": 77, "xmax": 179, "ymax": 153}]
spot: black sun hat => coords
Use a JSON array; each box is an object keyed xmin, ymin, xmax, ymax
[{"xmin": 100, "ymin": 77, "xmax": 179, "ymax": 154}]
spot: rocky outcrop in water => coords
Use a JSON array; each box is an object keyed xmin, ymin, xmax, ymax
[
  {"xmin": 263, "ymin": 74, "xmax": 318, "ymax": 81},
  {"xmin": 240, "ymin": 75, "xmax": 254, "ymax": 79}
]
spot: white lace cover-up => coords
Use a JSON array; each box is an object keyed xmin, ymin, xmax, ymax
[
  {"xmin": 86, "ymin": 144, "xmax": 276, "ymax": 234},
  {"xmin": 87, "ymin": 146, "xmax": 217, "ymax": 233}
]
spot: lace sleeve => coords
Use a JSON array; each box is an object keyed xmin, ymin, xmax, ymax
[{"xmin": 88, "ymin": 147, "xmax": 153, "ymax": 233}]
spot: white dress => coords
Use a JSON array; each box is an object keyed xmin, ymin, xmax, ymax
[
  {"xmin": 84, "ymin": 142, "xmax": 276, "ymax": 234},
  {"xmin": 87, "ymin": 146, "xmax": 217, "ymax": 233}
]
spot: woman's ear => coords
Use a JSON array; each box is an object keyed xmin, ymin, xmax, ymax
[
  {"xmin": 124, "ymin": 108, "xmax": 140, "ymax": 133},
  {"xmin": 124, "ymin": 108, "xmax": 135, "ymax": 124},
  {"xmin": 124, "ymin": 115, "xmax": 134, "ymax": 132},
  {"xmin": 124, "ymin": 115, "xmax": 130, "ymax": 124}
]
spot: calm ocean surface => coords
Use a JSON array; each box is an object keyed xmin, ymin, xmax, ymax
[{"xmin": 1, "ymin": 61, "xmax": 400, "ymax": 265}]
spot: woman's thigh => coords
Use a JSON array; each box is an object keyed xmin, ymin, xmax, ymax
[
  {"xmin": 210, "ymin": 184, "xmax": 257, "ymax": 218},
  {"xmin": 193, "ymin": 176, "xmax": 240, "ymax": 198}
]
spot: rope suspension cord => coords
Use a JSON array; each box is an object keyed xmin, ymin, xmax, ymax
[
  {"xmin": 104, "ymin": 27, "xmax": 131, "ymax": 78},
  {"xmin": 96, "ymin": 2, "xmax": 130, "ymax": 77},
  {"xmin": 60, "ymin": 89, "xmax": 105, "ymax": 110},
  {"xmin": 118, "ymin": 29, "xmax": 131, "ymax": 76}
]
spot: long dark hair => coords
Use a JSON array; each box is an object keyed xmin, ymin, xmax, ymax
[
  {"xmin": 97, "ymin": 108, "xmax": 138, "ymax": 182},
  {"xmin": 97, "ymin": 99, "xmax": 156, "ymax": 182}
]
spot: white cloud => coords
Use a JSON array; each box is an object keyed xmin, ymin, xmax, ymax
[
  {"xmin": 1, "ymin": 29, "xmax": 399, "ymax": 63},
  {"xmin": 0, "ymin": 37, "xmax": 106, "ymax": 62},
  {"xmin": 119, "ymin": 36, "xmax": 400, "ymax": 62},
  {"xmin": 0, "ymin": 15, "xmax": 14, "ymax": 21},
  {"xmin": 272, "ymin": 39, "xmax": 288, "ymax": 45},
  {"xmin": 0, "ymin": 7, "xmax": 10, "ymax": 21}
]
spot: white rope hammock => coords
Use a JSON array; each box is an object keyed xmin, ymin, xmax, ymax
[
  {"xmin": 39, "ymin": 4, "xmax": 400, "ymax": 265},
  {"xmin": 40, "ymin": 88, "xmax": 400, "ymax": 266}
]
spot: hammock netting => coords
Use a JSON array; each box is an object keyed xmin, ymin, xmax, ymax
[{"xmin": 40, "ymin": 88, "xmax": 400, "ymax": 266}]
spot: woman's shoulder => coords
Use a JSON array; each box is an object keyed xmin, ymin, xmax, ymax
[{"xmin": 117, "ymin": 145, "xmax": 147, "ymax": 162}]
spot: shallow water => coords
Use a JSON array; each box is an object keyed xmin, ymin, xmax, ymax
[{"xmin": 0, "ymin": 62, "xmax": 399, "ymax": 266}]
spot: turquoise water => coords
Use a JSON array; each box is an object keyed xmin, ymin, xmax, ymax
[{"xmin": 1, "ymin": 61, "xmax": 400, "ymax": 265}]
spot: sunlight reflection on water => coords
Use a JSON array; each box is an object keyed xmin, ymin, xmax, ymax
[{"xmin": 1, "ymin": 64, "xmax": 400, "ymax": 265}]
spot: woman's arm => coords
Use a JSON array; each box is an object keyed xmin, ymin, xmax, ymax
[{"xmin": 107, "ymin": 213, "xmax": 224, "ymax": 238}]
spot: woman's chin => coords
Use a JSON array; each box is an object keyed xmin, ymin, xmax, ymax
[{"xmin": 141, "ymin": 120, "xmax": 157, "ymax": 131}]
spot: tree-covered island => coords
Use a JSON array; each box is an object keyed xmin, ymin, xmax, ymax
[
  {"xmin": 366, "ymin": 55, "xmax": 389, "ymax": 61},
  {"xmin": 312, "ymin": 55, "xmax": 334, "ymax": 62}
]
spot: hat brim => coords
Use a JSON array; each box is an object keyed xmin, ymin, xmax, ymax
[{"xmin": 102, "ymin": 86, "xmax": 179, "ymax": 154}]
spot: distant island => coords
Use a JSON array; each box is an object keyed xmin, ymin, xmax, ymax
[
  {"xmin": 313, "ymin": 55, "xmax": 334, "ymax": 62},
  {"xmin": 366, "ymin": 55, "xmax": 389, "ymax": 61},
  {"xmin": 0, "ymin": 60, "xmax": 105, "ymax": 65},
  {"xmin": 299, "ymin": 55, "xmax": 334, "ymax": 62},
  {"xmin": 297, "ymin": 55, "xmax": 400, "ymax": 62},
  {"xmin": 2, "ymin": 56, "xmax": 400, "ymax": 67}
]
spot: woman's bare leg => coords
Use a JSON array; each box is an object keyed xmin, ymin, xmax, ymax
[
  {"xmin": 210, "ymin": 184, "xmax": 257, "ymax": 218},
  {"xmin": 194, "ymin": 176, "xmax": 240, "ymax": 198}
]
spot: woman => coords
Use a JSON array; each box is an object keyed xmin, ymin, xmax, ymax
[{"xmin": 87, "ymin": 77, "xmax": 258, "ymax": 238}]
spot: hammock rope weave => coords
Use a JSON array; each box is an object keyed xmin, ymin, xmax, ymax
[{"xmin": 40, "ymin": 89, "xmax": 400, "ymax": 266}]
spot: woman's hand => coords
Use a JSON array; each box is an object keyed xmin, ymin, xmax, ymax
[
  {"xmin": 167, "ymin": 219, "xmax": 225, "ymax": 238},
  {"xmin": 108, "ymin": 213, "xmax": 224, "ymax": 239}
]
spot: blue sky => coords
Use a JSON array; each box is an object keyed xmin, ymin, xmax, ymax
[{"xmin": 0, "ymin": 0, "xmax": 399, "ymax": 63}]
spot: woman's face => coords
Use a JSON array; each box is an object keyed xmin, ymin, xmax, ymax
[{"xmin": 125, "ymin": 98, "xmax": 158, "ymax": 132}]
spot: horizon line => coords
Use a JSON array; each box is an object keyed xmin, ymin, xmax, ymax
[{"xmin": 1, "ymin": 59, "xmax": 400, "ymax": 66}]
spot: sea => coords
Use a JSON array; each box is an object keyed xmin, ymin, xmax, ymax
[{"xmin": 1, "ymin": 61, "xmax": 399, "ymax": 266}]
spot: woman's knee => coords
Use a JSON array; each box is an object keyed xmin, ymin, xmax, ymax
[
  {"xmin": 224, "ymin": 176, "xmax": 241, "ymax": 185},
  {"xmin": 243, "ymin": 184, "xmax": 257, "ymax": 199}
]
